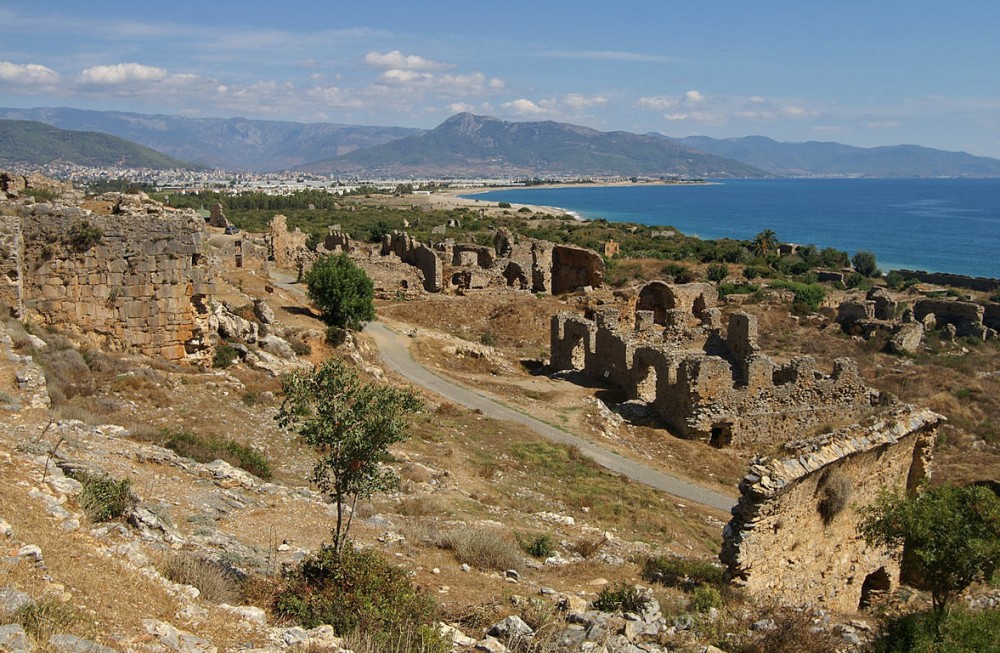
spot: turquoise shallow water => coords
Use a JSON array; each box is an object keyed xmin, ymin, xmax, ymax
[{"xmin": 467, "ymin": 179, "xmax": 1000, "ymax": 279}]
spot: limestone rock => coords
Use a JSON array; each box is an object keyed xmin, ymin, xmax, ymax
[
  {"xmin": 487, "ymin": 615, "xmax": 534, "ymax": 640},
  {"xmin": 48, "ymin": 634, "xmax": 118, "ymax": 653},
  {"xmin": 889, "ymin": 322, "xmax": 924, "ymax": 355},
  {"xmin": 0, "ymin": 624, "xmax": 31, "ymax": 653},
  {"xmin": 141, "ymin": 619, "xmax": 217, "ymax": 653}
]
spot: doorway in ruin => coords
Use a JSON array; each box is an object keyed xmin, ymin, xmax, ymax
[
  {"xmin": 633, "ymin": 362, "xmax": 658, "ymax": 403},
  {"xmin": 637, "ymin": 281, "xmax": 677, "ymax": 325},
  {"xmin": 859, "ymin": 567, "xmax": 891, "ymax": 610},
  {"xmin": 710, "ymin": 422, "xmax": 734, "ymax": 448}
]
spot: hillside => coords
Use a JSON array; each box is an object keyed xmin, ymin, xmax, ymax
[
  {"xmin": 0, "ymin": 119, "xmax": 193, "ymax": 169},
  {"xmin": 0, "ymin": 107, "xmax": 422, "ymax": 172},
  {"xmin": 305, "ymin": 112, "xmax": 769, "ymax": 178},
  {"xmin": 667, "ymin": 134, "xmax": 1000, "ymax": 178}
]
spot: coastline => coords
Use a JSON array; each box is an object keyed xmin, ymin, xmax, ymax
[{"xmin": 427, "ymin": 179, "xmax": 999, "ymax": 280}]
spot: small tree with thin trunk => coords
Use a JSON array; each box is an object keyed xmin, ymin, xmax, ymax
[
  {"xmin": 859, "ymin": 483, "xmax": 1000, "ymax": 633},
  {"xmin": 276, "ymin": 359, "xmax": 422, "ymax": 554}
]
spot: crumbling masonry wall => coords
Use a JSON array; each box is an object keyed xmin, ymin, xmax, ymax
[
  {"xmin": 551, "ymin": 284, "xmax": 880, "ymax": 447},
  {"xmin": 721, "ymin": 407, "xmax": 941, "ymax": 612},
  {"xmin": 4, "ymin": 200, "xmax": 216, "ymax": 360},
  {"xmin": 381, "ymin": 231, "xmax": 442, "ymax": 292}
]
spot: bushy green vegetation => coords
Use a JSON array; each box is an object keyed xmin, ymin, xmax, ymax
[
  {"xmin": 212, "ymin": 343, "xmax": 239, "ymax": 368},
  {"xmin": 770, "ymin": 279, "xmax": 826, "ymax": 312},
  {"xmin": 518, "ymin": 533, "xmax": 555, "ymax": 559},
  {"xmin": 158, "ymin": 428, "xmax": 273, "ymax": 480},
  {"xmin": 871, "ymin": 608, "xmax": 1000, "ymax": 653},
  {"xmin": 592, "ymin": 583, "xmax": 651, "ymax": 613},
  {"xmin": 70, "ymin": 472, "xmax": 135, "ymax": 522},
  {"xmin": 304, "ymin": 254, "xmax": 375, "ymax": 331},
  {"xmin": 642, "ymin": 555, "xmax": 724, "ymax": 590},
  {"xmin": 860, "ymin": 484, "xmax": 1000, "ymax": 624},
  {"xmin": 275, "ymin": 543, "xmax": 446, "ymax": 653}
]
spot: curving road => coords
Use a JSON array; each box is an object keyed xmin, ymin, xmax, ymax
[
  {"xmin": 270, "ymin": 270, "xmax": 735, "ymax": 512},
  {"xmin": 364, "ymin": 321, "xmax": 737, "ymax": 513}
]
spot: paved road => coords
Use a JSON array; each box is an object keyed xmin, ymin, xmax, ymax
[
  {"xmin": 364, "ymin": 321, "xmax": 737, "ymax": 513},
  {"xmin": 269, "ymin": 270, "xmax": 736, "ymax": 512}
]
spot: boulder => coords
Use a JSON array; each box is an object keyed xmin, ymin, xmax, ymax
[{"xmin": 889, "ymin": 322, "xmax": 924, "ymax": 355}]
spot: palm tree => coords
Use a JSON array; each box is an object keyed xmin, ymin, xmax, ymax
[{"xmin": 751, "ymin": 229, "xmax": 778, "ymax": 258}]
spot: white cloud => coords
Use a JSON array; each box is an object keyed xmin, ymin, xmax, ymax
[
  {"xmin": 636, "ymin": 96, "xmax": 679, "ymax": 111},
  {"xmin": 501, "ymin": 98, "xmax": 551, "ymax": 116},
  {"xmin": 365, "ymin": 50, "xmax": 448, "ymax": 71},
  {"xmin": 865, "ymin": 120, "xmax": 900, "ymax": 129},
  {"xmin": 78, "ymin": 63, "xmax": 168, "ymax": 85},
  {"xmin": 542, "ymin": 50, "xmax": 675, "ymax": 63},
  {"xmin": 0, "ymin": 61, "xmax": 60, "ymax": 87},
  {"xmin": 564, "ymin": 94, "xmax": 608, "ymax": 109},
  {"xmin": 749, "ymin": 96, "xmax": 767, "ymax": 104},
  {"xmin": 684, "ymin": 90, "xmax": 705, "ymax": 104}
]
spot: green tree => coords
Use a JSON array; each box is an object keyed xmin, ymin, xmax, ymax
[
  {"xmin": 859, "ymin": 484, "xmax": 1000, "ymax": 628},
  {"xmin": 852, "ymin": 250, "xmax": 881, "ymax": 277},
  {"xmin": 751, "ymin": 229, "xmax": 779, "ymax": 258},
  {"xmin": 304, "ymin": 254, "xmax": 375, "ymax": 331},
  {"xmin": 277, "ymin": 359, "xmax": 423, "ymax": 554}
]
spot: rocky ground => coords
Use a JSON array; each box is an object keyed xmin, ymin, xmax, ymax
[{"xmin": 2, "ymin": 250, "xmax": 999, "ymax": 652}]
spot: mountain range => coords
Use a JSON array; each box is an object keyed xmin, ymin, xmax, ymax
[
  {"xmin": 0, "ymin": 119, "xmax": 192, "ymax": 169},
  {"xmin": 666, "ymin": 134, "xmax": 1000, "ymax": 178},
  {"xmin": 3, "ymin": 107, "xmax": 1000, "ymax": 178},
  {"xmin": 0, "ymin": 107, "xmax": 419, "ymax": 171}
]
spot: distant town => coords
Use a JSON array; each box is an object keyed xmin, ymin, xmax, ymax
[{"xmin": 4, "ymin": 161, "xmax": 699, "ymax": 195}]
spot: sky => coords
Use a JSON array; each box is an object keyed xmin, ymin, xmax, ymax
[{"xmin": 2, "ymin": 1, "xmax": 1000, "ymax": 157}]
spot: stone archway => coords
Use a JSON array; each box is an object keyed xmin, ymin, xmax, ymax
[
  {"xmin": 637, "ymin": 281, "xmax": 677, "ymax": 325},
  {"xmin": 859, "ymin": 567, "xmax": 891, "ymax": 610}
]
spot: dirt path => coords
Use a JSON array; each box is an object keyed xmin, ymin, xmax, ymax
[
  {"xmin": 364, "ymin": 321, "xmax": 736, "ymax": 512},
  {"xmin": 270, "ymin": 270, "xmax": 736, "ymax": 512}
]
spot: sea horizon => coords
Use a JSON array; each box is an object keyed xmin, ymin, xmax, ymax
[{"xmin": 466, "ymin": 178, "xmax": 1000, "ymax": 280}]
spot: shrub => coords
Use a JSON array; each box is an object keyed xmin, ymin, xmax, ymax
[
  {"xmin": 518, "ymin": 533, "xmax": 555, "ymax": 559},
  {"xmin": 718, "ymin": 282, "xmax": 759, "ymax": 298},
  {"xmin": 870, "ymin": 607, "xmax": 1000, "ymax": 653},
  {"xmin": 852, "ymin": 250, "xmax": 880, "ymax": 277},
  {"xmin": 688, "ymin": 584, "xmax": 724, "ymax": 613},
  {"xmin": 325, "ymin": 325, "xmax": 347, "ymax": 346},
  {"xmin": 771, "ymin": 280, "xmax": 825, "ymax": 312},
  {"xmin": 479, "ymin": 331, "xmax": 498, "ymax": 347},
  {"xmin": 73, "ymin": 473, "xmax": 135, "ymax": 522},
  {"xmin": 498, "ymin": 202, "xmax": 512, "ymax": 208},
  {"xmin": 592, "ymin": 583, "xmax": 651, "ymax": 614},
  {"xmin": 156, "ymin": 552, "xmax": 240, "ymax": 603},
  {"xmin": 663, "ymin": 263, "xmax": 694, "ymax": 284},
  {"xmin": 11, "ymin": 599, "xmax": 80, "ymax": 641},
  {"xmin": 368, "ymin": 220, "xmax": 393, "ymax": 243},
  {"xmin": 304, "ymin": 253, "xmax": 376, "ymax": 331},
  {"xmin": 816, "ymin": 468, "xmax": 852, "ymax": 524},
  {"xmin": 642, "ymin": 555, "xmax": 724, "ymax": 590},
  {"xmin": 213, "ymin": 343, "xmax": 239, "ymax": 368},
  {"xmin": 274, "ymin": 543, "xmax": 446, "ymax": 652},
  {"xmin": 66, "ymin": 220, "xmax": 103, "ymax": 252},
  {"xmin": 160, "ymin": 429, "xmax": 273, "ymax": 480},
  {"xmin": 727, "ymin": 606, "xmax": 842, "ymax": 653},
  {"xmin": 439, "ymin": 527, "xmax": 522, "ymax": 571},
  {"xmin": 707, "ymin": 263, "xmax": 728, "ymax": 282}
]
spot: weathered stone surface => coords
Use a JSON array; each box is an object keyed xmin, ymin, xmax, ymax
[
  {"xmin": 721, "ymin": 406, "xmax": 941, "ymax": 612},
  {"xmin": 0, "ymin": 624, "xmax": 32, "ymax": 653},
  {"xmin": 48, "ymin": 634, "xmax": 118, "ymax": 653},
  {"xmin": 889, "ymin": 322, "xmax": 924, "ymax": 354},
  {"xmin": 914, "ymin": 299, "xmax": 988, "ymax": 340},
  {"xmin": 552, "ymin": 297, "xmax": 882, "ymax": 447}
]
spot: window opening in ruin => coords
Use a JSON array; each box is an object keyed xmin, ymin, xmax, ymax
[
  {"xmin": 710, "ymin": 423, "xmax": 733, "ymax": 448},
  {"xmin": 859, "ymin": 567, "xmax": 891, "ymax": 610},
  {"xmin": 693, "ymin": 294, "xmax": 707, "ymax": 317},
  {"xmin": 191, "ymin": 253, "xmax": 203, "ymax": 266},
  {"xmin": 235, "ymin": 240, "xmax": 243, "ymax": 268},
  {"xmin": 400, "ymin": 280, "xmax": 409, "ymax": 289}
]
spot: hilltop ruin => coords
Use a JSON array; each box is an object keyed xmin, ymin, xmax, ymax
[{"xmin": 551, "ymin": 281, "xmax": 884, "ymax": 447}]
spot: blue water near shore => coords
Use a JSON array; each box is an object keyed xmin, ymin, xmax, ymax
[{"xmin": 466, "ymin": 179, "xmax": 1000, "ymax": 279}]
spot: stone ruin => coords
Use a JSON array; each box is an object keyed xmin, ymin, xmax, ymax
[
  {"xmin": 837, "ymin": 287, "xmax": 998, "ymax": 353},
  {"xmin": 268, "ymin": 214, "xmax": 310, "ymax": 270},
  {"xmin": 721, "ymin": 406, "xmax": 941, "ymax": 612},
  {"xmin": 0, "ymin": 192, "xmax": 217, "ymax": 360},
  {"xmin": 551, "ymin": 281, "xmax": 884, "ymax": 448},
  {"xmin": 381, "ymin": 231, "xmax": 443, "ymax": 292}
]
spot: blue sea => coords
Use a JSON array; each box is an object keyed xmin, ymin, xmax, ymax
[{"xmin": 466, "ymin": 179, "xmax": 1000, "ymax": 279}]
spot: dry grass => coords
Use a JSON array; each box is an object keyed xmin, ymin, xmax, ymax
[
  {"xmin": 437, "ymin": 526, "xmax": 523, "ymax": 572},
  {"xmin": 154, "ymin": 551, "xmax": 241, "ymax": 604}
]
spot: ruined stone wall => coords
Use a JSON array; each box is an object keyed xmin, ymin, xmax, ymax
[
  {"xmin": 551, "ymin": 245, "xmax": 604, "ymax": 294},
  {"xmin": 897, "ymin": 269, "xmax": 1000, "ymax": 293},
  {"xmin": 205, "ymin": 235, "xmax": 268, "ymax": 274},
  {"xmin": 11, "ymin": 202, "xmax": 215, "ymax": 360},
  {"xmin": 985, "ymin": 303, "xmax": 1000, "ymax": 332},
  {"xmin": 914, "ymin": 299, "xmax": 987, "ymax": 339},
  {"xmin": 269, "ymin": 214, "xmax": 309, "ymax": 269},
  {"xmin": 0, "ymin": 215, "xmax": 24, "ymax": 317},
  {"xmin": 381, "ymin": 232, "xmax": 442, "ymax": 293},
  {"xmin": 552, "ymin": 299, "xmax": 881, "ymax": 447},
  {"xmin": 721, "ymin": 407, "xmax": 941, "ymax": 612}
]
